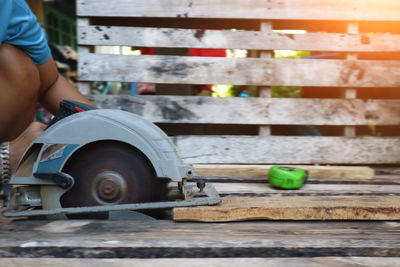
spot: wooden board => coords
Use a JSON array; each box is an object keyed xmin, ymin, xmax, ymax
[
  {"xmin": 77, "ymin": 0, "xmax": 400, "ymax": 21},
  {"xmin": 173, "ymin": 196, "xmax": 400, "ymax": 221},
  {"xmin": 89, "ymin": 95, "xmax": 400, "ymax": 126},
  {"xmin": 180, "ymin": 166, "xmax": 399, "ymax": 221},
  {"xmin": 175, "ymin": 136, "xmax": 400, "ymax": 164},
  {"xmin": 194, "ymin": 165, "xmax": 374, "ymax": 179},
  {"xmin": 78, "ymin": 26, "xmax": 400, "ymax": 52},
  {"xmin": 200, "ymin": 176, "xmax": 400, "ymax": 185},
  {"xmin": 210, "ymin": 183, "xmax": 400, "ymax": 196},
  {"xmin": 79, "ymin": 54, "xmax": 400, "ymax": 87},
  {"xmin": 0, "ymin": 220, "xmax": 399, "ymax": 257},
  {"xmin": 2, "ymin": 257, "xmax": 400, "ymax": 267}
]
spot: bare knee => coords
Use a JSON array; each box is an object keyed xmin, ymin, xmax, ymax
[{"xmin": 0, "ymin": 43, "xmax": 40, "ymax": 141}]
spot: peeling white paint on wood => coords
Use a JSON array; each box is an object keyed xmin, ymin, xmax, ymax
[
  {"xmin": 89, "ymin": 95, "xmax": 400, "ymax": 126},
  {"xmin": 78, "ymin": 26, "xmax": 400, "ymax": 52},
  {"xmin": 175, "ymin": 136, "xmax": 400, "ymax": 164},
  {"xmin": 77, "ymin": 0, "xmax": 400, "ymax": 21},
  {"xmin": 79, "ymin": 54, "xmax": 400, "ymax": 87}
]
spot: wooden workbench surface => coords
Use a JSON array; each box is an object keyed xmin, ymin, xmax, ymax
[
  {"xmin": 0, "ymin": 220, "xmax": 399, "ymax": 258},
  {"xmin": 1, "ymin": 257, "xmax": 400, "ymax": 267},
  {"xmin": 0, "ymin": 165, "xmax": 399, "ymax": 264}
]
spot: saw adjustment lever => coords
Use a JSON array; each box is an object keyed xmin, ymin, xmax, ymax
[{"xmin": 33, "ymin": 172, "xmax": 74, "ymax": 189}]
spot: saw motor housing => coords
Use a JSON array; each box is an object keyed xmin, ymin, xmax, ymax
[{"xmin": 5, "ymin": 109, "xmax": 197, "ymax": 217}]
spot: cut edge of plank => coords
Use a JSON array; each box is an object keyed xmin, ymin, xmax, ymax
[{"xmin": 173, "ymin": 196, "xmax": 400, "ymax": 222}]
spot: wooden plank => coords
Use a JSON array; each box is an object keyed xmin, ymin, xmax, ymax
[
  {"xmin": 343, "ymin": 23, "xmax": 359, "ymax": 138},
  {"xmin": 210, "ymin": 183, "xmax": 400, "ymax": 196},
  {"xmin": 173, "ymin": 196, "xmax": 400, "ymax": 221},
  {"xmin": 373, "ymin": 175, "xmax": 400, "ymax": 183},
  {"xmin": 78, "ymin": 18, "xmax": 91, "ymax": 95},
  {"xmin": 258, "ymin": 22, "xmax": 273, "ymax": 137},
  {"xmin": 176, "ymin": 136, "xmax": 400, "ymax": 164},
  {"xmin": 77, "ymin": 0, "xmax": 400, "ymax": 21},
  {"xmin": 2, "ymin": 257, "xmax": 400, "ymax": 267},
  {"xmin": 199, "ymin": 176, "xmax": 400, "ymax": 185},
  {"xmin": 79, "ymin": 54, "xmax": 400, "ymax": 87},
  {"xmin": 1, "ymin": 220, "xmax": 399, "ymax": 257},
  {"xmin": 375, "ymin": 167, "xmax": 400, "ymax": 175},
  {"xmin": 194, "ymin": 165, "xmax": 374, "ymax": 179},
  {"xmin": 89, "ymin": 95, "xmax": 400, "ymax": 126},
  {"xmin": 78, "ymin": 26, "xmax": 400, "ymax": 52}
]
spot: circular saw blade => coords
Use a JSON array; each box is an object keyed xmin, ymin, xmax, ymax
[{"xmin": 58, "ymin": 141, "xmax": 168, "ymax": 219}]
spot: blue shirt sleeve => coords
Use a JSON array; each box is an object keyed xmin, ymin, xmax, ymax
[{"xmin": 0, "ymin": 0, "xmax": 51, "ymax": 65}]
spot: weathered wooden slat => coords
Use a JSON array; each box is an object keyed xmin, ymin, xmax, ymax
[
  {"xmin": 77, "ymin": 19, "xmax": 91, "ymax": 95},
  {"xmin": 175, "ymin": 136, "xmax": 400, "ymax": 164},
  {"xmin": 210, "ymin": 183, "xmax": 400, "ymax": 196},
  {"xmin": 194, "ymin": 165, "xmax": 374, "ymax": 179},
  {"xmin": 77, "ymin": 0, "xmax": 400, "ymax": 21},
  {"xmin": 198, "ymin": 176, "xmax": 400, "ymax": 185},
  {"xmin": 79, "ymin": 54, "xmax": 400, "ymax": 87},
  {"xmin": 89, "ymin": 95, "xmax": 400, "ymax": 126},
  {"xmin": 2, "ymin": 257, "xmax": 400, "ymax": 267},
  {"xmin": 1, "ymin": 220, "xmax": 399, "ymax": 257},
  {"xmin": 78, "ymin": 26, "xmax": 400, "ymax": 52},
  {"xmin": 173, "ymin": 196, "xmax": 400, "ymax": 221}
]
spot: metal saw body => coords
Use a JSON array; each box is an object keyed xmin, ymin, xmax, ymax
[{"xmin": 3, "ymin": 107, "xmax": 220, "ymax": 218}]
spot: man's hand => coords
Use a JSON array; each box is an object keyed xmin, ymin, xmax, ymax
[{"xmin": 9, "ymin": 122, "xmax": 46, "ymax": 172}]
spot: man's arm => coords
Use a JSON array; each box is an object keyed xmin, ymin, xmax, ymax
[
  {"xmin": 37, "ymin": 55, "xmax": 94, "ymax": 114},
  {"xmin": 1, "ymin": 0, "xmax": 94, "ymax": 174},
  {"xmin": 8, "ymin": 56, "xmax": 95, "ymax": 171},
  {"xmin": 8, "ymin": 54, "xmax": 95, "ymax": 171}
]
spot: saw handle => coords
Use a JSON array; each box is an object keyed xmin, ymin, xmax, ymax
[{"xmin": 47, "ymin": 100, "xmax": 97, "ymax": 128}]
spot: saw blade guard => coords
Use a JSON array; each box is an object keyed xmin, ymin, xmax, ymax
[{"xmin": 13, "ymin": 109, "xmax": 194, "ymax": 183}]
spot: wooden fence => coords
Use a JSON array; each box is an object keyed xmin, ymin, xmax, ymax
[{"xmin": 77, "ymin": 0, "xmax": 400, "ymax": 164}]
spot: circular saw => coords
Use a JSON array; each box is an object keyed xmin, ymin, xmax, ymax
[{"xmin": 2, "ymin": 100, "xmax": 220, "ymax": 219}]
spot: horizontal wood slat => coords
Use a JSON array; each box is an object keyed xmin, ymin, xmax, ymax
[
  {"xmin": 174, "ymin": 136, "xmax": 400, "ymax": 164},
  {"xmin": 78, "ymin": 26, "xmax": 400, "ymax": 52},
  {"xmin": 79, "ymin": 54, "xmax": 400, "ymax": 87},
  {"xmin": 193, "ymin": 165, "xmax": 375, "ymax": 179},
  {"xmin": 199, "ymin": 176, "xmax": 400, "ymax": 185},
  {"xmin": 89, "ymin": 95, "xmax": 400, "ymax": 126},
  {"xmin": 77, "ymin": 0, "xmax": 400, "ymax": 21},
  {"xmin": 3, "ymin": 258, "xmax": 400, "ymax": 267},
  {"xmin": 211, "ymin": 183, "xmax": 400, "ymax": 196}
]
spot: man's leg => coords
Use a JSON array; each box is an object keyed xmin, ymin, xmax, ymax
[
  {"xmin": 0, "ymin": 43, "xmax": 47, "ymax": 171},
  {"xmin": 0, "ymin": 43, "xmax": 40, "ymax": 142}
]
